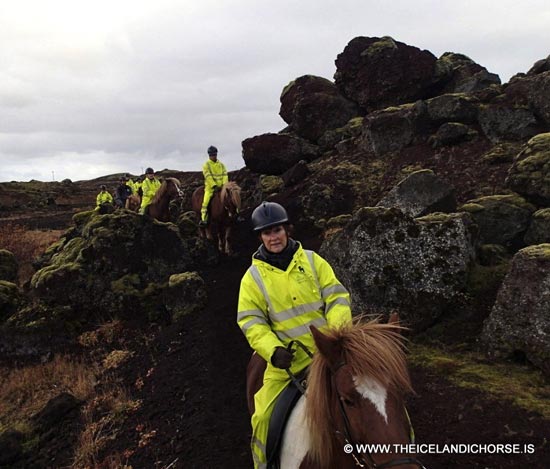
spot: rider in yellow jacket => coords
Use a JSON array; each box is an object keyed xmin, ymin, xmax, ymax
[
  {"xmin": 199, "ymin": 145, "xmax": 228, "ymax": 227},
  {"xmin": 140, "ymin": 167, "xmax": 161, "ymax": 214},
  {"xmin": 95, "ymin": 185, "xmax": 113, "ymax": 210},
  {"xmin": 237, "ymin": 202, "xmax": 352, "ymax": 469}
]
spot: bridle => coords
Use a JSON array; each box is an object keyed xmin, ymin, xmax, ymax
[
  {"xmin": 286, "ymin": 341, "xmax": 428, "ymax": 469},
  {"xmin": 331, "ymin": 360, "xmax": 427, "ymax": 469}
]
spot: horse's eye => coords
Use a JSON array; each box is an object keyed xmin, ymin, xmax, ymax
[{"xmin": 340, "ymin": 396, "xmax": 355, "ymax": 407}]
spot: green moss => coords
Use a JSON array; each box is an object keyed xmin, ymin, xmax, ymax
[
  {"xmin": 459, "ymin": 202, "xmax": 484, "ymax": 213},
  {"xmin": 30, "ymin": 262, "xmax": 82, "ymax": 289},
  {"xmin": 519, "ymin": 243, "xmax": 550, "ymax": 259},
  {"xmin": 466, "ymin": 263, "xmax": 509, "ymax": 296},
  {"xmin": 410, "ymin": 344, "xmax": 550, "ymax": 418},
  {"xmin": 168, "ymin": 271, "xmax": 202, "ymax": 288},
  {"xmin": 363, "ymin": 36, "xmax": 397, "ymax": 57},
  {"xmin": 111, "ymin": 274, "xmax": 142, "ymax": 295},
  {"xmin": 260, "ymin": 175, "xmax": 284, "ymax": 194}
]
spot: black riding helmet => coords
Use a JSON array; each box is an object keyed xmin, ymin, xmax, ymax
[
  {"xmin": 207, "ymin": 146, "xmax": 218, "ymax": 156},
  {"xmin": 251, "ymin": 202, "xmax": 289, "ymax": 232},
  {"xmin": 145, "ymin": 167, "xmax": 154, "ymax": 174}
]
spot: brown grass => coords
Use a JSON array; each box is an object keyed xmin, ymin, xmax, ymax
[
  {"xmin": 0, "ymin": 355, "xmax": 98, "ymax": 433},
  {"xmin": 73, "ymin": 387, "xmax": 141, "ymax": 468},
  {"xmin": 0, "ymin": 222, "xmax": 63, "ymax": 284}
]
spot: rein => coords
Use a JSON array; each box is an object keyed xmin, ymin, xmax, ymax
[{"xmin": 331, "ymin": 361, "xmax": 427, "ymax": 469}]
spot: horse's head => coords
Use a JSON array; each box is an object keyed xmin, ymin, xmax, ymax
[
  {"xmin": 306, "ymin": 318, "xmax": 422, "ymax": 469},
  {"xmin": 166, "ymin": 177, "xmax": 184, "ymax": 200},
  {"xmin": 221, "ymin": 181, "xmax": 242, "ymax": 219}
]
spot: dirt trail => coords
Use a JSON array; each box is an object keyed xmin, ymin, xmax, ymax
[{"xmin": 107, "ymin": 239, "xmax": 549, "ymax": 469}]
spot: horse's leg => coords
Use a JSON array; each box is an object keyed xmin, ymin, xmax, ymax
[
  {"xmin": 225, "ymin": 224, "xmax": 233, "ymax": 256},
  {"xmin": 219, "ymin": 225, "xmax": 225, "ymax": 253}
]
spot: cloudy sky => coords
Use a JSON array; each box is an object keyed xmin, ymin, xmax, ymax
[{"xmin": 1, "ymin": 0, "xmax": 549, "ymax": 182}]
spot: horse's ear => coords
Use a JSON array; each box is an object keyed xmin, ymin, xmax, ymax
[
  {"xmin": 311, "ymin": 325, "xmax": 342, "ymax": 366},
  {"xmin": 388, "ymin": 311, "xmax": 400, "ymax": 327}
]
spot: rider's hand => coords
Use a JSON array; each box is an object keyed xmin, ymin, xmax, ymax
[{"xmin": 271, "ymin": 347, "xmax": 294, "ymax": 369}]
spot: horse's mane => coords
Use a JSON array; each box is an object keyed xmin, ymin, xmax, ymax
[
  {"xmin": 221, "ymin": 181, "xmax": 241, "ymax": 209},
  {"xmin": 150, "ymin": 177, "xmax": 180, "ymax": 204},
  {"xmin": 306, "ymin": 317, "xmax": 412, "ymax": 466}
]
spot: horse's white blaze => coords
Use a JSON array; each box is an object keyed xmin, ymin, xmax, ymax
[
  {"xmin": 280, "ymin": 395, "xmax": 310, "ymax": 468},
  {"xmin": 354, "ymin": 375, "xmax": 388, "ymax": 423}
]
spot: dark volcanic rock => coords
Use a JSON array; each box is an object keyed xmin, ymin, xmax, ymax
[
  {"xmin": 478, "ymin": 104, "xmax": 540, "ymax": 142},
  {"xmin": 426, "ymin": 93, "xmax": 479, "ymax": 124},
  {"xmin": 0, "ymin": 249, "xmax": 18, "ymax": 282},
  {"xmin": 524, "ymin": 209, "xmax": 550, "ymax": 245},
  {"xmin": 429, "ymin": 122, "xmax": 478, "ymax": 148},
  {"xmin": 320, "ymin": 208, "xmax": 477, "ymax": 330},
  {"xmin": 377, "ymin": 169, "xmax": 456, "ymax": 217},
  {"xmin": 482, "ymin": 244, "xmax": 550, "ymax": 377},
  {"xmin": 434, "ymin": 52, "xmax": 501, "ymax": 94},
  {"xmin": 506, "ymin": 133, "xmax": 550, "ymax": 205},
  {"xmin": 460, "ymin": 194, "xmax": 536, "ymax": 250},
  {"xmin": 242, "ymin": 133, "xmax": 319, "ymax": 175},
  {"xmin": 334, "ymin": 36, "xmax": 437, "ymax": 112},
  {"xmin": 279, "ymin": 75, "xmax": 358, "ymax": 141},
  {"xmin": 505, "ymin": 71, "xmax": 550, "ymax": 127}
]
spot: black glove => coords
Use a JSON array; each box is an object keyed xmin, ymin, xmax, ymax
[{"xmin": 271, "ymin": 347, "xmax": 294, "ymax": 369}]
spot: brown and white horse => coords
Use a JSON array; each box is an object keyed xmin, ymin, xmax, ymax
[
  {"xmin": 191, "ymin": 181, "xmax": 242, "ymax": 255},
  {"xmin": 247, "ymin": 316, "xmax": 425, "ymax": 469}
]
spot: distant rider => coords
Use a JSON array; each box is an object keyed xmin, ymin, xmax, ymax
[
  {"xmin": 199, "ymin": 145, "xmax": 228, "ymax": 227},
  {"xmin": 140, "ymin": 167, "xmax": 161, "ymax": 214},
  {"xmin": 95, "ymin": 184, "xmax": 114, "ymax": 211},
  {"xmin": 114, "ymin": 176, "xmax": 133, "ymax": 209}
]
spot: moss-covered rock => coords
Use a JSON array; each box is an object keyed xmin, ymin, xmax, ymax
[
  {"xmin": 480, "ymin": 142, "xmax": 522, "ymax": 165},
  {"xmin": 478, "ymin": 104, "xmax": 540, "ymax": 143},
  {"xmin": 0, "ymin": 249, "xmax": 18, "ymax": 282},
  {"xmin": 320, "ymin": 207, "xmax": 477, "ymax": 330},
  {"xmin": 259, "ymin": 175, "xmax": 284, "ymax": 196},
  {"xmin": 459, "ymin": 194, "xmax": 536, "ymax": 250},
  {"xmin": 524, "ymin": 208, "xmax": 550, "ymax": 245},
  {"xmin": 164, "ymin": 271, "xmax": 207, "ymax": 321},
  {"xmin": 25, "ymin": 211, "xmax": 207, "ymax": 329},
  {"xmin": 506, "ymin": 132, "xmax": 550, "ymax": 205},
  {"xmin": 377, "ymin": 169, "xmax": 456, "ymax": 217},
  {"xmin": 0, "ymin": 281, "xmax": 22, "ymax": 322},
  {"xmin": 482, "ymin": 244, "xmax": 550, "ymax": 377}
]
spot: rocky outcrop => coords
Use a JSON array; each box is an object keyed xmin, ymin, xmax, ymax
[
  {"xmin": 482, "ymin": 244, "xmax": 550, "ymax": 376},
  {"xmin": 164, "ymin": 272, "xmax": 207, "ymax": 321},
  {"xmin": 505, "ymin": 71, "xmax": 550, "ymax": 127},
  {"xmin": 377, "ymin": 169, "xmax": 456, "ymax": 217},
  {"xmin": 0, "ymin": 281, "xmax": 22, "ymax": 322},
  {"xmin": 506, "ymin": 133, "xmax": 550, "ymax": 205},
  {"xmin": 459, "ymin": 195, "xmax": 536, "ymax": 249},
  {"xmin": 478, "ymin": 104, "xmax": 540, "ymax": 142},
  {"xmin": 23, "ymin": 211, "xmax": 211, "ymax": 328},
  {"xmin": 334, "ymin": 36, "xmax": 437, "ymax": 113},
  {"xmin": 362, "ymin": 101, "xmax": 429, "ymax": 155},
  {"xmin": 242, "ymin": 133, "xmax": 319, "ymax": 175},
  {"xmin": 320, "ymin": 208, "xmax": 477, "ymax": 330},
  {"xmin": 279, "ymin": 75, "xmax": 358, "ymax": 142},
  {"xmin": 525, "ymin": 209, "xmax": 550, "ymax": 245},
  {"xmin": 425, "ymin": 93, "xmax": 478, "ymax": 124},
  {"xmin": 434, "ymin": 52, "xmax": 501, "ymax": 94},
  {"xmin": 0, "ymin": 249, "xmax": 18, "ymax": 282},
  {"xmin": 429, "ymin": 122, "xmax": 478, "ymax": 148}
]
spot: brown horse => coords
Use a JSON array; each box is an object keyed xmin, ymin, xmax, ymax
[
  {"xmin": 246, "ymin": 315, "xmax": 425, "ymax": 469},
  {"xmin": 144, "ymin": 177, "xmax": 183, "ymax": 222},
  {"xmin": 125, "ymin": 193, "xmax": 141, "ymax": 212},
  {"xmin": 191, "ymin": 181, "xmax": 242, "ymax": 255}
]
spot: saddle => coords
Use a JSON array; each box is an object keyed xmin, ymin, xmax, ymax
[{"xmin": 266, "ymin": 372, "xmax": 307, "ymax": 469}]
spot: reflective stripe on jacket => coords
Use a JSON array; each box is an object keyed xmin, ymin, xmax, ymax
[
  {"xmin": 203, "ymin": 159, "xmax": 228, "ymax": 188},
  {"xmin": 237, "ymin": 243, "xmax": 351, "ymax": 368}
]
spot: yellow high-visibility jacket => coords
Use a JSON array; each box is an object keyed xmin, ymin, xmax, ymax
[
  {"xmin": 237, "ymin": 242, "xmax": 351, "ymax": 377},
  {"xmin": 96, "ymin": 191, "xmax": 113, "ymax": 207},
  {"xmin": 203, "ymin": 159, "xmax": 228, "ymax": 189},
  {"xmin": 126, "ymin": 180, "xmax": 136, "ymax": 194},
  {"xmin": 141, "ymin": 177, "xmax": 161, "ymax": 210}
]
